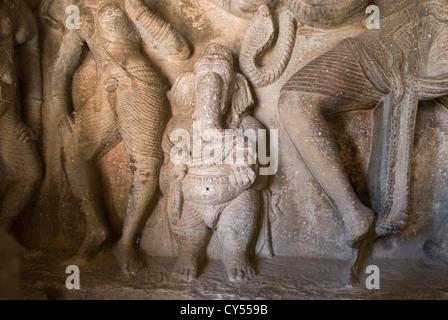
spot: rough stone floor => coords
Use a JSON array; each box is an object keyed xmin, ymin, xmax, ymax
[{"xmin": 19, "ymin": 250, "xmax": 448, "ymax": 300}]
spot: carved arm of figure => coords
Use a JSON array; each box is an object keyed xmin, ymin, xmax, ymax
[
  {"xmin": 159, "ymin": 122, "xmax": 188, "ymax": 196},
  {"xmin": 16, "ymin": 1, "xmax": 43, "ymax": 140},
  {"xmin": 226, "ymin": 74, "xmax": 268, "ymax": 191},
  {"xmin": 125, "ymin": 0, "xmax": 191, "ymax": 61}
]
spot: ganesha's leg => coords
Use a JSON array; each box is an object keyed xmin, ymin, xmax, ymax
[
  {"xmin": 218, "ymin": 190, "xmax": 260, "ymax": 282},
  {"xmin": 278, "ymin": 44, "xmax": 384, "ymax": 247},
  {"xmin": 170, "ymin": 201, "xmax": 210, "ymax": 282},
  {"xmin": 60, "ymin": 98, "xmax": 120, "ymax": 265},
  {"xmin": 112, "ymin": 84, "xmax": 168, "ymax": 274},
  {"xmin": 0, "ymin": 108, "xmax": 42, "ymax": 233}
]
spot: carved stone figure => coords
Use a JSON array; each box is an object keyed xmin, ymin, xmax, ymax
[
  {"xmin": 50, "ymin": 0, "xmax": 191, "ymax": 273},
  {"xmin": 160, "ymin": 44, "xmax": 268, "ymax": 282},
  {"xmin": 232, "ymin": 0, "xmax": 371, "ymax": 87},
  {"xmin": 0, "ymin": 0, "xmax": 43, "ymax": 236},
  {"xmin": 276, "ymin": 0, "xmax": 448, "ymax": 246}
]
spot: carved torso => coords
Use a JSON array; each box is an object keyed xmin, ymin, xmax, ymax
[
  {"xmin": 77, "ymin": 0, "xmax": 157, "ymax": 82},
  {"xmin": 0, "ymin": 0, "xmax": 29, "ymax": 86}
]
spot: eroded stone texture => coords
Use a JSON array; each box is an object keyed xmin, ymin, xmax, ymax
[{"xmin": 2, "ymin": 0, "xmax": 448, "ymax": 298}]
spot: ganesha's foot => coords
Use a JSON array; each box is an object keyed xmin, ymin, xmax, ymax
[
  {"xmin": 343, "ymin": 204, "xmax": 376, "ymax": 248},
  {"xmin": 375, "ymin": 210, "xmax": 409, "ymax": 237},
  {"xmin": 171, "ymin": 252, "xmax": 202, "ymax": 283},
  {"xmin": 424, "ymin": 238, "xmax": 448, "ymax": 265},
  {"xmin": 112, "ymin": 242, "xmax": 146, "ymax": 275},
  {"xmin": 223, "ymin": 251, "xmax": 256, "ymax": 282}
]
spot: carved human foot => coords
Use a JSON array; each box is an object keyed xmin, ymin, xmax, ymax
[
  {"xmin": 111, "ymin": 242, "xmax": 146, "ymax": 275},
  {"xmin": 375, "ymin": 210, "xmax": 409, "ymax": 237},
  {"xmin": 343, "ymin": 204, "xmax": 376, "ymax": 248},
  {"xmin": 223, "ymin": 251, "xmax": 256, "ymax": 282},
  {"xmin": 170, "ymin": 253, "xmax": 201, "ymax": 283},
  {"xmin": 81, "ymin": 224, "xmax": 110, "ymax": 256},
  {"xmin": 61, "ymin": 227, "xmax": 109, "ymax": 267}
]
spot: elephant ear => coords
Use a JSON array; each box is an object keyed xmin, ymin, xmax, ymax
[
  {"xmin": 232, "ymin": 73, "xmax": 254, "ymax": 116},
  {"xmin": 168, "ymin": 72, "xmax": 194, "ymax": 114}
]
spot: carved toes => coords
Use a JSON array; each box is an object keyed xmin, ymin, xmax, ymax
[
  {"xmin": 227, "ymin": 267, "xmax": 256, "ymax": 282},
  {"xmin": 111, "ymin": 244, "xmax": 146, "ymax": 275},
  {"xmin": 171, "ymin": 266, "xmax": 198, "ymax": 283}
]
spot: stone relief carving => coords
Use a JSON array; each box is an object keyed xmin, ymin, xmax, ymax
[
  {"xmin": 0, "ymin": 0, "xmax": 43, "ymax": 238},
  {"xmin": 277, "ymin": 0, "xmax": 448, "ymax": 249},
  {"xmin": 159, "ymin": 44, "xmax": 271, "ymax": 281},
  {"xmin": 0, "ymin": 0, "xmax": 447, "ymax": 298},
  {"xmin": 234, "ymin": 0, "xmax": 371, "ymax": 87},
  {"xmin": 49, "ymin": 0, "xmax": 191, "ymax": 273},
  {"xmin": 424, "ymin": 95, "xmax": 448, "ymax": 263}
]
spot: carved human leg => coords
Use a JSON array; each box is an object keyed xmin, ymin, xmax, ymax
[
  {"xmin": 0, "ymin": 108, "xmax": 42, "ymax": 233},
  {"xmin": 111, "ymin": 79, "xmax": 168, "ymax": 274},
  {"xmin": 60, "ymin": 98, "xmax": 119, "ymax": 265},
  {"xmin": 278, "ymin": 44, "xmax": 385, "ymax": 246},
  {"xmin": 217, "ymin": 190, "xmax": 260, "ymax": 281},
  {"xmin": 111, "ymin": 153, "xmax": 163, "ymax": 274}
]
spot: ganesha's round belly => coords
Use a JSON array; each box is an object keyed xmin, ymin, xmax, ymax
[{"xmin": 182, "ymin": 174, "xmax": 237, "ymax": 205}]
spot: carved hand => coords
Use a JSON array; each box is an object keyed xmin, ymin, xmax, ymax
[
  {"xmin": 172, "ymin": 163, "xmax": 188, "ymax": 180},
  {"xmin": 24, "ymin": 99, "xmax": 42, "ymax": 140},
  {"xmin": 228, "ymin": 166, "xmax": 256, "ymax": 192},
  {"xmin": 15, "ymin": 122, "xmax": 33, "ymax": 143},
  {"xmin": 58, "ymin": 112, "xmax": 76, "ymax": 135}
]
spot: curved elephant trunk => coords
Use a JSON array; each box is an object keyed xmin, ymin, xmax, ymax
[
  {"xmin": 195, "ymin": 71, "xmax": 226, "ymax": 130},
  {"xmin": 240, "ymin": 5, "xmax": 297, "ymax": 87},
  {"xmin": 240, "ymin": 1, "xmax": 371, "ymax": 87}
]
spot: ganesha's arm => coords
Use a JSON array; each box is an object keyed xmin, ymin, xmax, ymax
[
  {"xmin": 17, "ymin": 4, "xmax": 43, "ymax": 132},
  {"xmin": 159, "ymin": 121, "xmax": 179, "ymax": 195},
  {"xmin": 125, "ymin": 0, "xmax": 191, "ymax": 61}
]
